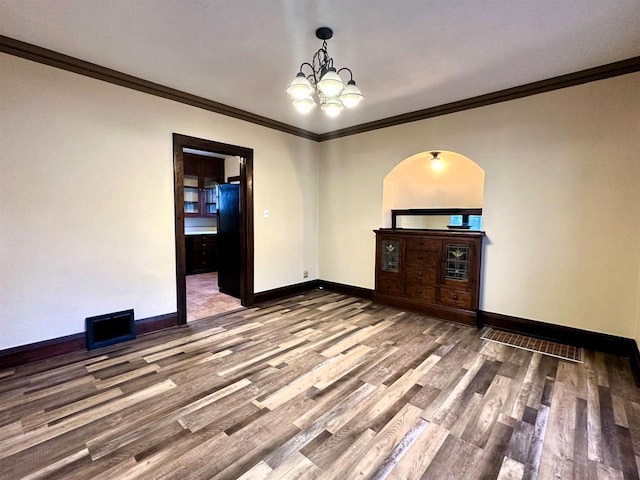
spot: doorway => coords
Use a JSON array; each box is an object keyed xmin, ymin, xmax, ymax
[{"xmin": 172, "ymin": 133, "xmax": 254, "ymax": 325}]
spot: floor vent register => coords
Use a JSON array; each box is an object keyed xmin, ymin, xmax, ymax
[{"xmin": 481, "ymin": 327, "xmax": 582, "ymax": 363}]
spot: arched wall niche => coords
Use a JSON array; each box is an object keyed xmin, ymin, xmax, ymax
[{"xmin": 381, "ymin": 150, "xmax": 485, "ymax": 228}]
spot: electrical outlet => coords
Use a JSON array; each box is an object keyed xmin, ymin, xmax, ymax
[{"xmin": 303, "ymin": 270, "xmax": 309, "ymax": 278}]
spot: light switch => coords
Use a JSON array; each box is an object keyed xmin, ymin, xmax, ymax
[{"xmin": 263, "ymin": 209, "xmax": 269, "ymax": 219}]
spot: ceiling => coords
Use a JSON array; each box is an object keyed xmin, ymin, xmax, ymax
[{"xmin": 1, "ymin": 0, "xmax": 638, "ymax": 135}]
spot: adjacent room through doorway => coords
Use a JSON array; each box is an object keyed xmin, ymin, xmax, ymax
[
  {"xmin": 172, "ymin": 133, "xmax": 255, "ymax": 325},
  {"xmin": 182, "ymin": 148, "xmax": 243, "ymax": 321}
]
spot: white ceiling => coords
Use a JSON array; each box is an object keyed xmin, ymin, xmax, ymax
[{"xmin": 1, "ymin": 0, "xmax": 638, "ymax": 135}]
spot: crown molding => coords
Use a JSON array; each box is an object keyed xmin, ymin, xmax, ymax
[
  {"xmin": 316, "ymin": 56, "xmax": 640, "ymax": 141},
  {"xmin": 1, "ymin": 35, "xmax": 638, "ymax": 143},
  {"xmin": 0, "ymin": 34, "xmax": 321, "ymax": 141}
]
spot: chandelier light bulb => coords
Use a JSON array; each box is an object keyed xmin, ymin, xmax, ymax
[
  {"xmin": 339, "ymin": 80, "xmax": 364, "ymax": 108},
  {"xmin": 317, "ymin": 68, "xmax": 345, "ymax": 97},
  {"xmin": 287, "ymin": 73, "xmax": 314, "ymax": 100},
  {"xmin": 321, "ymin": 97, "xmax": 344, "ymax": 117},
  {"xmin": 292, "ymin": 96, "xmax": 317, "ymax": 114}
]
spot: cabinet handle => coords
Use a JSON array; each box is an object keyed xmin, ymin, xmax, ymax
[
  {"xmin": 418, "ymin": 272, "xmax": 423, "ymax": 277},
  {"xmin": 417, "ymin": 289, "xmax": 422, "ymax": 294},
  {"xmin": 453, "ymin": 295, "xmax": 458, "ymax": 300}
]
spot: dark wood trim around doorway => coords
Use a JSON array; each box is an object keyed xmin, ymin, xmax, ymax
[{"xmin": 172, "ymin": 134, "xmax": 254, "ymax": 325}]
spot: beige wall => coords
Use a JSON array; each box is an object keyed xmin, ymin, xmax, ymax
[
  {"xmin": 319, "ymin": 73, "xmax": 640, "ymax": 341},
  {"xmin": 0, "ymin": 53, "xmax": 319, "ymax": 349}
]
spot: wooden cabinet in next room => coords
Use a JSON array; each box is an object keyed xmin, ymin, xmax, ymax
[
  {"xmin": 374, "ymin": 229, "xmax": 485, "ymax": 326},
  {"xmin": 183, "ymin": 153, "xmax": 225, "ymax": 217},
  {"xmin": 186, "ymin": 234, "xmax": 217, "ymax": 275}
]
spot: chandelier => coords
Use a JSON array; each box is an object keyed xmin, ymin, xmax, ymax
[{"xmin": 287, "ymin": 27, "xmax": 364, "ymax": 117}]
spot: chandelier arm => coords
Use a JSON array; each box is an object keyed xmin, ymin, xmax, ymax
[
  {"xmin": 337, "ymin": 67, "xmax": 354, "ymax": 82},
  {"xmin": 299, "ymin": 62, "xmax": 315, "ymax": 74},
  {"xmin": 298, "ymin": 62, "xmax": 318, "ymax": 85}
]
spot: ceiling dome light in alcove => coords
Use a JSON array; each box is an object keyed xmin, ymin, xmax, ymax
[
  {"xmin": 287, "ymin": 27, "xmax": 364, "ymax": 117},
  {"xmin": 430, "ymin": 151, "xmax": 445, "ymax": 171}
]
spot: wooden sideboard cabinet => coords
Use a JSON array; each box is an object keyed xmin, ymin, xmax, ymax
[{"xmin": 374, "ymin": 229, "xmax": 485, "ymax": 326}]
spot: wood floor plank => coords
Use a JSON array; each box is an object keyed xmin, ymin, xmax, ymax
[
  {"xmin": 386, "ymin": 421, "xmax": 448, "ymax": 480},
  {"xmin": 313, "ymin": 428, "xmax": 376, "ymax": 480},
  {"xmin": 461, "ymin": 374, "xmax": 512, "ymax": 448},
  {"xmin": 421, "ymin": 434, "xmax": 483, "ymax": 479},
  {"xmin": 497, "ymin": 457, "xmax": 525, "ymax": 480},
  {"xmin": 537, "ymin": 381, "xmax": 577, "ymax": 479},
  {"xmin": 21, "ymin": 387, "xmax": 124, "ymax": 432},
  {"xmin": 339, "ymin": 403, "xmax": 424, "ymax": 479}
]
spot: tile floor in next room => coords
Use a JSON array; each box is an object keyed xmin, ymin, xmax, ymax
[{"xmin": 186, "ymin": 271, "xmax": 242, "ymax": 321}]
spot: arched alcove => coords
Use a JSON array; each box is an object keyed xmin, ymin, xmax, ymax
[{"xmin": 382, "ymin": 150, "xmax": 485, "ymax": 227}]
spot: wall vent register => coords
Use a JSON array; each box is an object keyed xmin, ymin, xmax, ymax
[{"xmin": 86, "ymin": 309, "xmax": 135, "ymax": 350}]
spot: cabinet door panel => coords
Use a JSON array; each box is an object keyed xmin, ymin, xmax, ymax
[
  {"xmin": 441, "ymin": 240, "xmax": 477, "ymax": 289},
  {"xmin": 379, "ymin": 237, "xmax": 402, "ymax": 273},
  {"xmin": 183, "ymin": 154, "xmax": 225, "ymax": 217},
  {"xmin": 376, "ymin": 278, "xmax": 403, "ymax": 296}
]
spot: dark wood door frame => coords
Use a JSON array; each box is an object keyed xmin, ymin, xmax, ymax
[{"xmin": 173, "ymin": 133, "xmax": 254, "ymax": 325}]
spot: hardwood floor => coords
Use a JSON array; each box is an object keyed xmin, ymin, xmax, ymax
[{"xmin": 1, "ymin": 290, "xmax": 639, "ymax": 479}]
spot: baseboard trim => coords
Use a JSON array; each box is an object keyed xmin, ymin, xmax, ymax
[
  {"xmin": 479, "ymin": 310, "xmax": 640, "ymax": 386},
  {"xmin": 318, "ymin": 280, "xmax": 374, "ymax": 300},
  {"xmin": 254, "ymin": 280, "xmax": 321, "ymax": 304},
  {"xmin": 629, "ymin": 341, "xmax": 640, "ymax": 388},
  {"xmin": 254, "ymin": 279, "xmax": 375, "ymax": 305},
  {"xmin": 0, "ymin": 333, "xmax": 87, "ymax": 371},
  {"xmin": 0, "ymin": 312, "xmax": 179, "ymax": 370},
  {"xmin": 135, "ymin": 312, "xmax": 179, "ymax": 336}
]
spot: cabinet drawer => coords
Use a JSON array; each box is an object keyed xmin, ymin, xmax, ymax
[
  {"xmin": 376, "ymin": 278, "xmax": 403, "ymax": 296},
  {"xmin": 405, "ymin": 284, "xmax": 436, "ymax": 302},
  {"xmin": 439, "ymin": 288, "xmax": 473, "ymax": 309},
  {"xmin": 193, "ymin": 240, "xmax": 216, "ymax": 251},
  {"xmin": 405, "ymin": 237, "xmax": 440, "ymax": 251},
  {"xmin": 190, "ymin": 235, "xmax": 216, "ymax": 250},
  {"xmin": 192, "ymin": 249, "xmax": 214, "ymax": 262},
  {"xmin": 405, "ymin": 249, "xmax": 440, "ymax": 267},
  {"xmin": 404, "ymin": 266, "xmax": 437, "ymax": 285}
]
